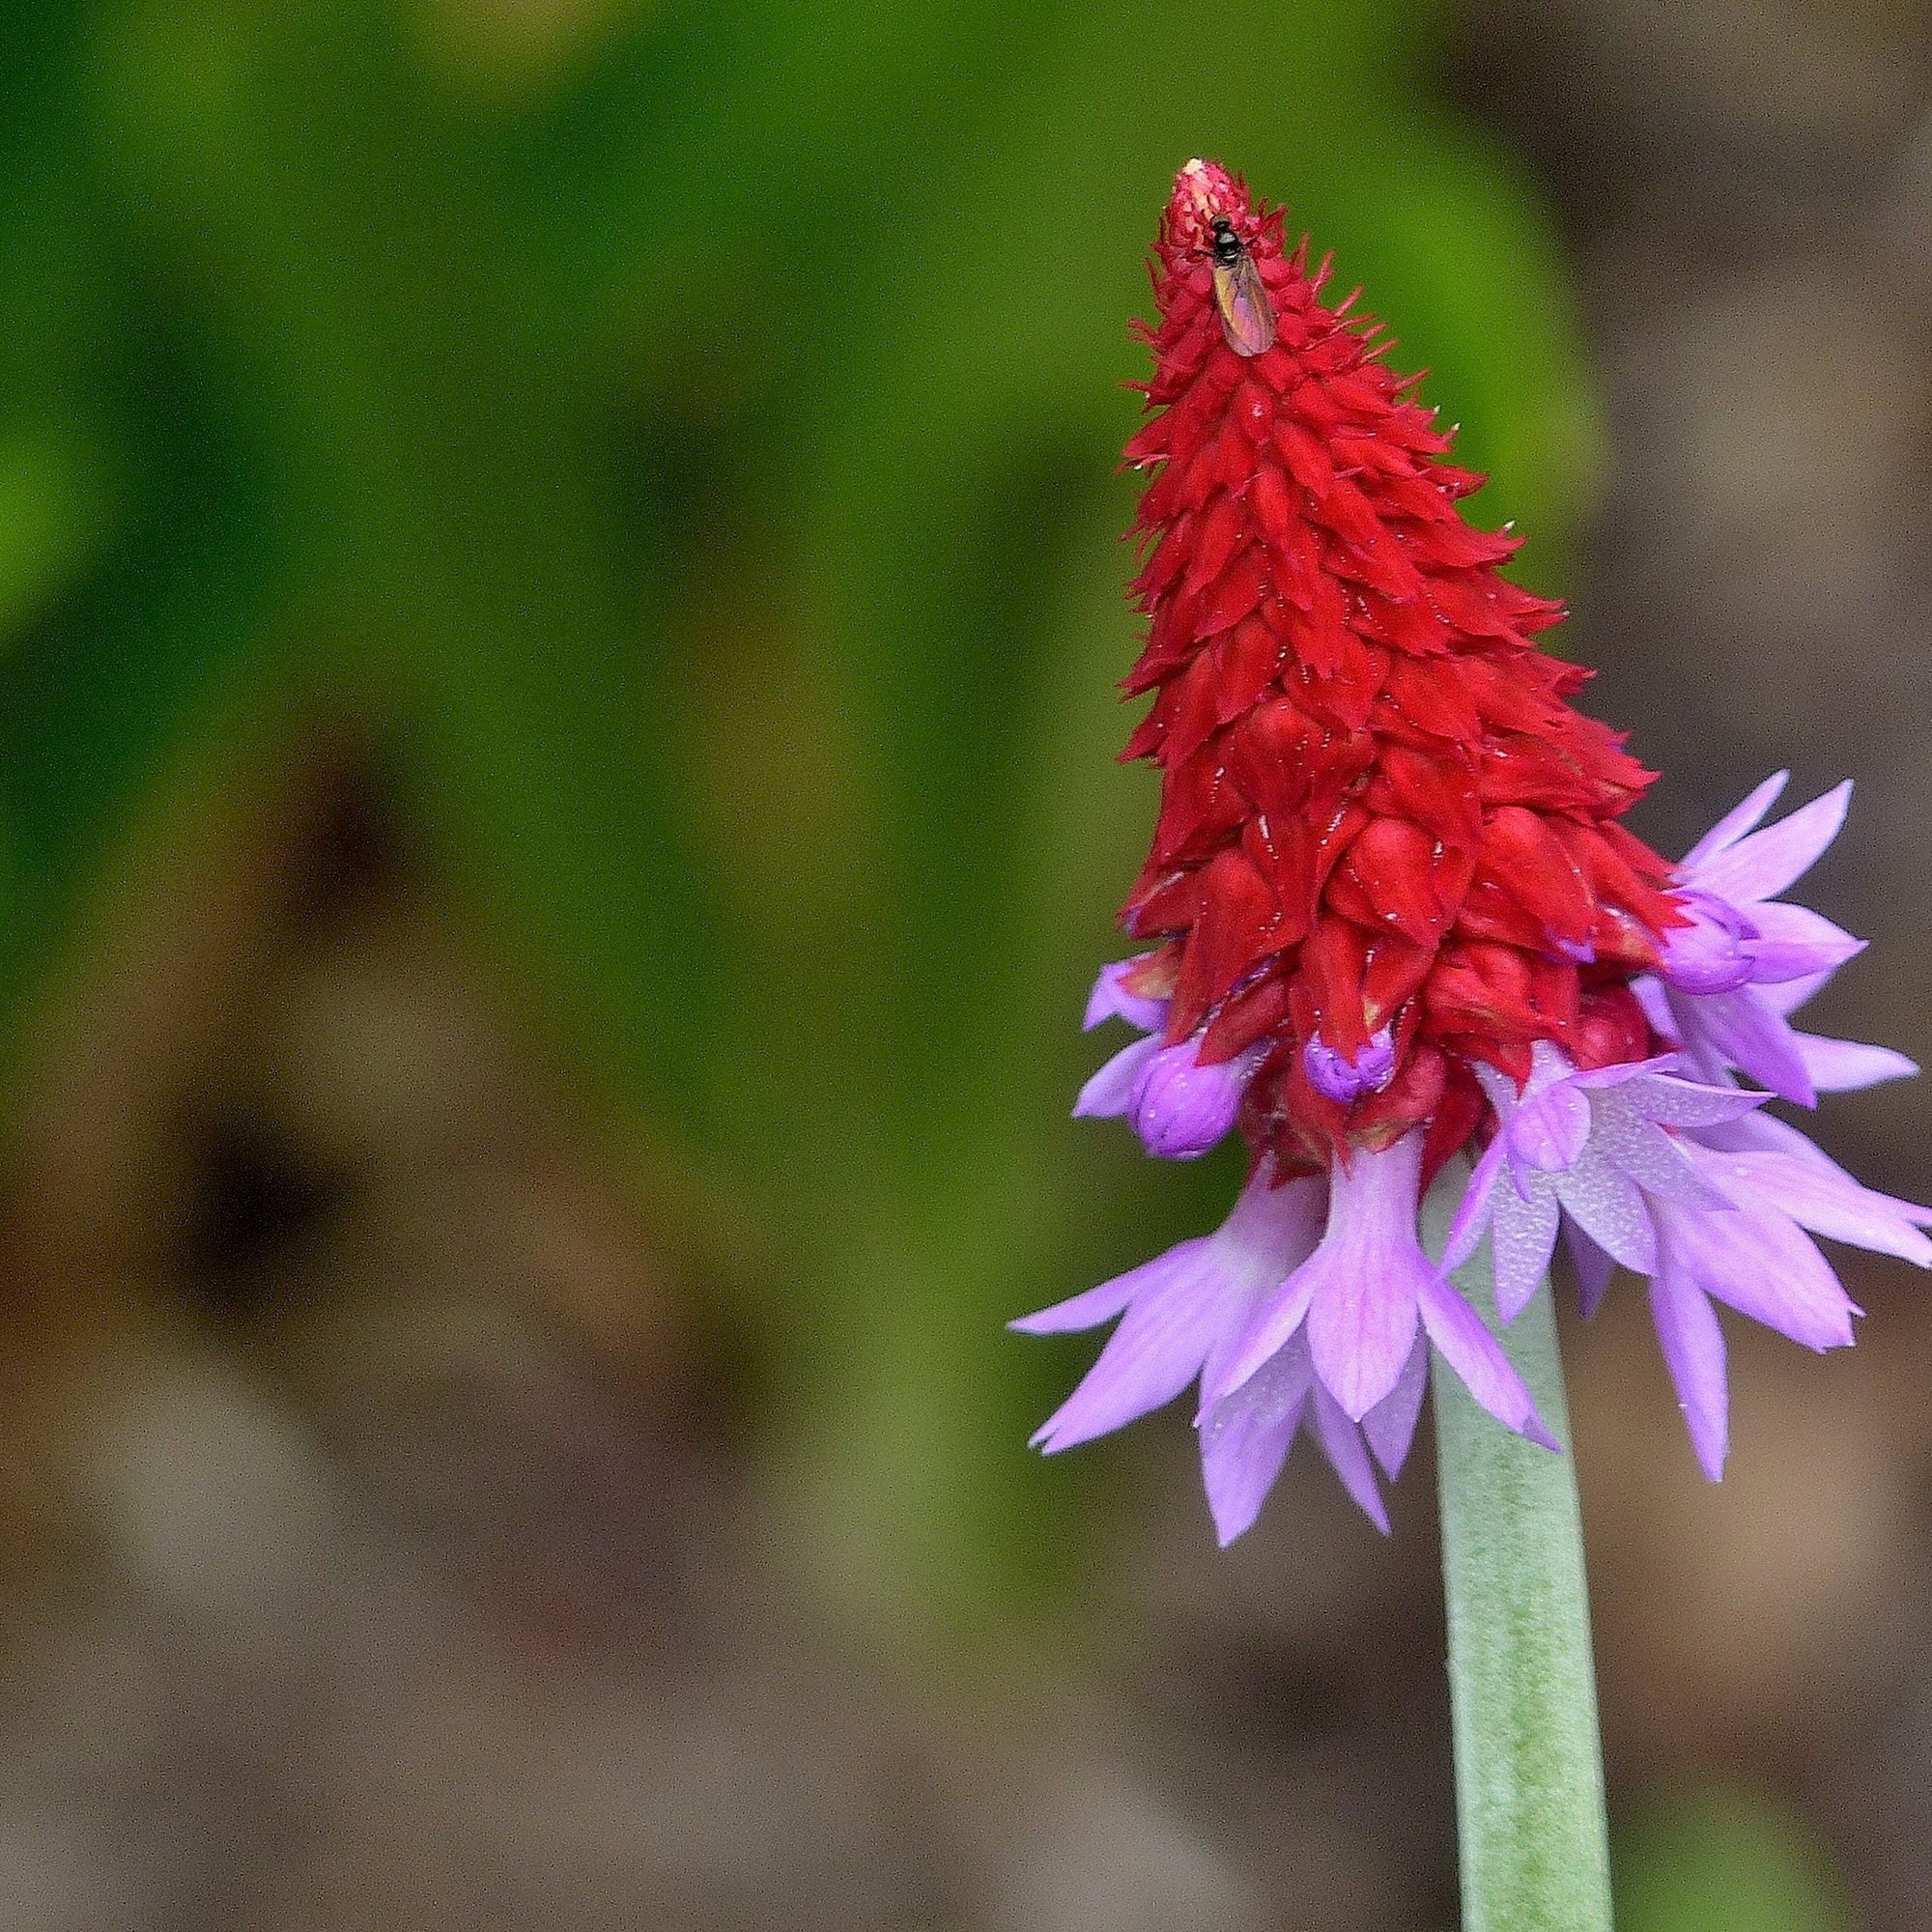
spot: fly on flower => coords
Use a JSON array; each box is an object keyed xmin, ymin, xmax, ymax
[
  {"xmin": 1013, "ymin": 157, "xmax": 1930, "ymax": 1544},
  {"xmin": 1208, "ymin": 214, "xmax": 1275, "ymax": 357}
]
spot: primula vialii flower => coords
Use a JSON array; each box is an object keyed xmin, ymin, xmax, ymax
[{"xmin": 1015, "ymin": 159, "xmax": 1929, "ymax": 1540}]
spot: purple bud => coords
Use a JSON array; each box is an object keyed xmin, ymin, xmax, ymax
[
  {"xmin": 1302, "ymin": 1026, "xmax": 1398, "ymax": 1106},
  {"xmin": 1130, "ymin": 1038, "xmax": 1261, "ymax": 1158},
  {"xmin": 1661, "ymin": 889, "xmax": 1759, "ymax": 996}
]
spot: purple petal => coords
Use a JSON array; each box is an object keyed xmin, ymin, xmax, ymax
[
  {"xmin": 1492, "ymin": 1179, "xmax": 1561, "ymax": 1322},
  {"xmin": 1687, "ymin": 1142, "xmax": 1932, "ymax": 1267},
  {"xmin": 1680, "ymin": 771, "xmax": 1789, "ymax": 871},
  {"xmin": 1303, "ymin": 1026, "xmax": 1397, "ymax": 1105},
  {"xmin": 1795, "ymin": 1033, "xmax": 1919, "ymax": 1092},
  {"xmin": 1692, "ymin": 1107, "xmax": 1832, "ymax": 1165},
  {"xmin": 1564, "ymin": 1220, "xmax": 1616, "ymax": 1317},
  {"xmin": 1030, "ymin": 1245, "xmax": 1230, "ymax": 1451},
  {"xmin": 1510, "ymin": 1081, "xmax": 1592, "ymax": 1176},
  {"xmin": 1691, "ymin": 780, "xmax": 1851, "ymax": 906},
  {"xmin": 1300, "ymin": 1139, "xmax": 1433, "ymax": 1419},
  {"xmin": 1671, "ymin": 983, "xmax": 1818, "ymax": 1106},
  {"xmin": 1309, "ymin": 1384, "xmax": 1390, "ymax": 1533},
  {"xmin": 1362, "ymin": 1339, "xmax": 1430, "ymax": 1478},
  {"xmin": 1441, "ymin": 1132, "xmax": 1509, "ymax": 1274},
  {"xmin": 1415, "ymin": 1269, "xmax": 1552, "ymax": 1444},
  {"xmin": 1198, "ymin": 1338, "xmax": 1313, "ymax": 1547},
  {"xmin": 1740, "ymin": 902, "xmax": 1864, "ymax": 983},
  {"xmin": 1009, "ymin": 1253, "xmax": 1170, "ymax": 1336},
  {"xmin": 1305, "ymin": 1243, "xmax": 1424, "ymax": 1421},
  {"xmin": 1760, "ymin": 968, "xmax": 1834, "ymax": 1018},
  {"xmin": 1661, "ymin": 891, "xmax": 1759, "ymax": 995},
  {"xmin": 1217, "ymin": 1137, "xmax": 1435, "ymax": 1421},
  {"xmin": 1084, "ymin": 957, "xmax": 1167, "ymax": 1034},
  {"xmin": 1647, "ymin": 1269, "xmax": 1729, "ymax": 1480},
  {"xmin": 1553, "ymin": 1147, "xmax": 1660, "ymax": 1272},
  {"xmin": 1615, "ymin": 1071, "xmax": 1767, "ymax": 1129},
  {"xmin": 1590, "ymin": 1097, "xmax": 1731, "ymax": 1211},
  {"xmin": 1196, "ymin": 1171, "xmax": 1329, "ymax": 1402},
  {"xmin": 1029, "ymin": 1166, "xmax": 1323, "ymax": 1451},
  {"xmin": 1631, "ymin": 973, "xmax": 1678, "ymax": 1041},
  {"xmin": 1653, "ymin": 1195, "xmax": 1858, "ymax": 1352},
  {"xmin": 1073, "ymin": 1036, "xmax": 1161, "ymax": 1119},
  {"xmin": 1569, "ymin": 1052, "xmax": 1687, "ymax": 1093}
]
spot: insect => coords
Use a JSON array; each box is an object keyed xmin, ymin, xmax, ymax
[{"xmin": 1208, "ymin": 214, "xmax": 1276, "ymax": 358}]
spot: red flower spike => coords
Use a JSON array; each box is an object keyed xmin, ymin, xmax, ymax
[{"xmin": 1117, "ymin": 159, "xmax": 1685, "ymax": 1173}]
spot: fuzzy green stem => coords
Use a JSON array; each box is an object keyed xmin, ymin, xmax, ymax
[{"xmin": 1426, "ymin": 1181, "xmax": 1613, "ymax": 1932}]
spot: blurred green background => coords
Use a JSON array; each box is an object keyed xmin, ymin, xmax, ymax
[{"xmin": 0, "ymin": 0, "xmax": 1919, "ymax": 1927}]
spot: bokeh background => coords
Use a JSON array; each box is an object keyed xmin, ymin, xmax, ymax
[{"xmin": 0, "ymin": 0, "xmax": 1925, "ymax": 1925}]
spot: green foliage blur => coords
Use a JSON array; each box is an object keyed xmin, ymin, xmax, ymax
[{"xmin": 0, "ymin": 0, "xmax": 1599, "ymax": 1634}]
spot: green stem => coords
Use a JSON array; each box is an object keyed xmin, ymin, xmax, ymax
[{"xmin": 1425, "ymin": 1179, "xmax": 1613, "ymax": 1932}]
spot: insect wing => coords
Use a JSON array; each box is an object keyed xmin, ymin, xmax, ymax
[{"xmin": 1211, "ymin": 248, "xmax": 1276, "ymax": 357}]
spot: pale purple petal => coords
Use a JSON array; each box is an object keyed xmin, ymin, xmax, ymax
[
  {"xmin": 1415, "ymin": 1269, "xmax": 1554, "ymax": 1445},
  {"xmin": 1442, "ymin": 1131, "xmax": 1509, "ymax": 1275},
  {"xmin": 1691, "ymin": 781, "xmax": 1851, "ymax": 907},
  {"xmin": 1694, "ymin": 1106, "xmax": 1839, "ymax": 1169},
  {"xmin": 1760, "ymin": 968, "xmax": 1833, "ymax": 1018},
  {"xmin": 1553, "ymin": 1146, "xmax": 1659, "ymax": 1272},
  {"xmin": 1084, "ymin": 957, "xmax": 1167, "ymax": 1033},
  {"xmin": 1653, "ymin": 1197, "xmax": 1857, "ymax": 1352},
  {"xmin": 1492, "ymin": 1179, "xmax": 1561, "ymax": 1322},
  {"xmin": 1686, "ymin": 1142, "xmax": 1932, "ymax": 1267},
  {"xmin": 1510, "ymin": 1082, "xmax": 1592, "ymax": 1176},
  {"xmin": 1362, "ymin": 1339, "xmax": 1430, "ymax": 1478},
  {"xmin": 1569, "ymin": 1052, "xmax": 1686, "ymax": 1093},
  {"xmin": 1680, "ymin": 771, "xmax": 1789, "ymax": 871},
  {"xmin": 1009, "ymin": 1256, "xmax": 1164, "ymax": 1336},
  {"xmin": 1795, "ymin": 1033, "xmax": 1919, "ymax": 1092},
  {"xmin": 1564, "ymin": 1220, "xmax": 1616, "ymax": 1317},
  {"xmin": 1661, "ymin": 892, "xmax": 1758, "ymax": 995},
  {"xmin": 1309, "ymin": 1384, "xmax": 1390, "ymax": 1533},
  {"xmin": 1671, "ymin": 982, "xmax": 1817, "ymax": 1106},
  {"xmin": 1299, "ymin": 1138, "xmax": 1434, "ymax": 1419},
  {"xmin": 1631, "ymin": 972, "xmax": 1678, "ymax": 1040},
  {"xmin": 1588, "ymin": 1099, "xmax": 1730, "ymax": 1211},
  {"xmin": 1614, "ymin": 1070, "xmax": 1766, "ymax": 1129},
  {"xmin": 1205, "ymin": 1261, "xmax": 1321, "ymax": 1411},
  {"xmin": 1648, "ymin": 1269, "xmax": 1729, "ymax": 1480},
  {"xmin": 1307, "ymin": 1252, "xmax": 1422, "ymax": 1422},
  {"xmin": 1213, "ymin": 1138, "xmax": 1433, "ymax": 1410},
  {"xmin": 1741, "ymin": 902, "xmax": 1864, "ymax": 982},
  {"xmin": 1698, "ymin": 1110, "xmax": 1929, "ymax": 1224},
  {"xmin": 1073, "ymin": 1036, "xmax": 1161, "ymax": 1119},
  {"xmin": 1028, "ymin": 1163, "xmax": 1323, "ymax": 1452},
  {"xmin": 1196, "ymin": 1172, "xmax": 1328, "ymax": 1404},
  {"xmin": 1031, "ymin": 1247, "xmax": 1231, "ymax": 1451},
  {"xmin": 1198, "ymin": 1338, "xmax": 1313, "ymax": 1546}
]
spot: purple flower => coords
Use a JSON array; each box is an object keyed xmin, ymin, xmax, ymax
[
  {"xmin": 1010, "ymin": 1161, "xmax": 1416, "ymax": 1540},
  {"xmin": 1206, "ymin": 1131, "xmax": 1553, "ymax": 1446},
  {"xmin": 1443, "ymin": 1042, "xmax": 1769, "ymax": 1322},
  {"xmin": 1642, "ymin": 774, "xmax": 1906, "ymax": 1104},
  {"xmin": 1445, "ymin": 1039, "xmax": 1932, "ymax": 1478},
  {"xmin": 1074, "ymin": 958, "xmax": 1263, "ymax": 1159}
]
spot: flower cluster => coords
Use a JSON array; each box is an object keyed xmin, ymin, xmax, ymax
[{"xmin": 1016, "ymin": 159, "xmax": 1927, "ymax": 1541}]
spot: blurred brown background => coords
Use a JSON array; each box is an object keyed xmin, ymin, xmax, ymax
[{"xmin": 0, "ymin": 0, "xmax": 1925, "ymax": 1927}]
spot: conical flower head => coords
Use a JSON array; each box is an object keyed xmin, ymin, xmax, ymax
[
  {"xmin": 1018, "ymin": 160, "xmax": 1926, "ymax": 1541},
  {"xmin": 1119, "ymin": 158, "xmax": 1683, "ymax": 1179}
]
